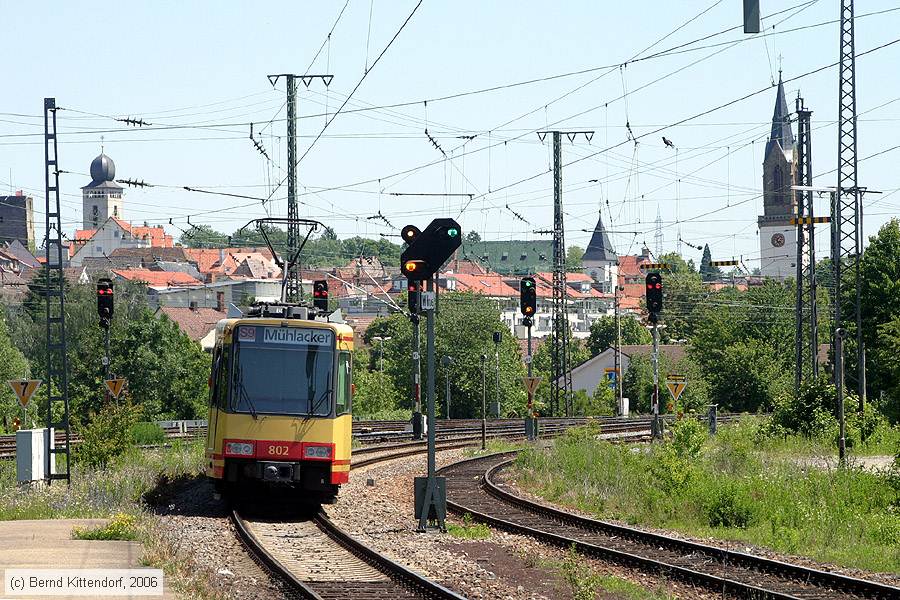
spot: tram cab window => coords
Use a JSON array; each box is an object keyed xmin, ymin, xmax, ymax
[
  {"xmin": 336, "ymin": 352, "xmax": 351, "ymax": 415},
  {"xmin": 230, "ymin": 325, "xmax": 335, "ymax": 416}
]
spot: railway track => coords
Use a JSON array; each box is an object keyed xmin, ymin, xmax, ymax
[
  {"xmin": 0, "ymin": 415, "xmax": 689, "ymax": 459},
  {"xmin": 229, "ymin": 418, "xmax": 657, "ymax": 599},
  {"xmin": 232, "ymin": 509, "xmax": 463, "ymax": 600},
  {"xmin": 441, "ymin": 452, "xmax": 900, "ymax": 600}
]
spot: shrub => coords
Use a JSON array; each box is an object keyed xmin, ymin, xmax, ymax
[
  {"xmin": 74, "ymin": 400, "xmax": 143, "ymax": 469},
  {"xmin": 769, "ymin": 376, "xmax": 848, "ymax": 439},
  {"xmin": 671, "ymin": 417, "xmax": 706, "ymax": 460},
  {"xmin": 130, "ymin": 422, "xmax": 165, "ymax": 445},
  {"xmin": 702, "ymin": 479, "xmax": 756, "ymax": 528}
]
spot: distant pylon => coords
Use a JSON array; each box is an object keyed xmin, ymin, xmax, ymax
[{"xmin": 654, "ymin": 206, "xmax": 663, "ymax": 257}]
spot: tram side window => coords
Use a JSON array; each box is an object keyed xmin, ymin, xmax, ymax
[
  {"xmin": 336, "ymin": 352, "xmax": 351, "ymax": 415},
  {"xmin": 216, "ymin": 347, "xmax": 230, "ymax": 409}
]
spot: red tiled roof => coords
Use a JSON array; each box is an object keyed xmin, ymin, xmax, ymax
[
  {"xmin": 184, "ymin": 247, "xmax": 276, "ymax": 274},
  {"xmin": 131, "ymin": 225, "xmax": 174, "ymax": 248},
  {"xmin": 448, "ymin": 273, "xmax": 518, "ymax": 296},
  {"xmin": 112, "ymin": 268, "xmax": 201, "ymax": 287},
  {"xmin": 443, "ymin": 258, "xmax": 489, "ymax": 275},
  {"xmin": 158, "ymin": 307, "xmax": 226, "ymax": 341}
]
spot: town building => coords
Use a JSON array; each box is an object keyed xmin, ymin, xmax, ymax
[
  {"xmin": 70, "ymin": 217, "xmax": 173, "ymax": 266},
  {"xmin": 582, "ymin": 213, "xmax": 618, "ymax": 293},
  {"xmin": 758, "ymin": 74, "xmax": 798, "ymax": 279},
  {"xmin": 0, "ymin": 191, "xmax": 35, "ymax": 248},
  {"xmin": 82, "ymin": 153, "xmax": 124, "ymax": 230}
]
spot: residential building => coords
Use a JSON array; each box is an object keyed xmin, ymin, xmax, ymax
[
  {"xmin": 0, "ymin": 191, "xmax": 35, "ymax": 248},
  {"xmin": 566, "ymin": 344, "xmax": 687, "ymax": 398},
  {"xmin": 70, "ymin": 217, "xmax": 173, "ymax": 267},
  {"xmin": 459, "ymin": 239, "xmax": 554, "ymax": 276}
]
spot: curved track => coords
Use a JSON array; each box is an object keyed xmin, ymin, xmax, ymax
[{"xmin": 441, "ymin": 452, "xmax": 900, "ymax": 600}]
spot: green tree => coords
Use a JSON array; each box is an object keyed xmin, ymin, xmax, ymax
[
  {"xmin": 352, "ymin": 368, "xmax": 403, "ymax": 418},
  {"xmin": 566, "ymin": 245, "xmax": 584, "ymax": 272},
  {"xmin": 656, "ymin": 252, "xmax": 704, "ymax": 342},
  {"xmin": 872, "ymin": 317, "xmax": 900, "ymax": 421},
  {"xmin": 0, "ymin": 316, "xmax": 31, "ymax": 431},
  {"xmin": 622, "ymin": 351, "xmax": 709, "ymax": 414},
  {"xmin": 857, "ymin": 219, "xmax": 900, "ymax": 420},
  {"xmin": 586, "ymin": 315, "xmax": 651, "ymax": 356},
  {"xmin": 465, "ymin": 230, "xmax": 481, "ymax": 244},
  {"xmin": 367, "ymin": 292, "xmax": 527, "ymax": 418},
  {"xmin": 179, "ymin": 224, "xmax": 229, "ymax": 248},
  {"xmin": 111, "ymin": 311, "xmax": 211, "ymax": 419},
  {"xmin": 699, "ymin": 244, "xmax": 723, "ymax": 282}
]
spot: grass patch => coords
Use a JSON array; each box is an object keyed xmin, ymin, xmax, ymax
[
  {"xmin": 72, "ymin": 513, "xmax": 140, "ymax": 541},
  {"xmin": 446, "ymin": 513, "xmax": 491, "ymax": 539},
  {"xmin": 130, "ymin": 422, "xmax": 166, "ymax": 445},
  {"xmin": 0, "ymin": 438, "xmax": 205, "ymax": 520},
  {"xmin": 548, "ymin": 546, "xmax": 673, "ymax": 600},
  {"xmin": 464, "ymin": 438, "xmax": 527, "ymax": 456},
  {"xmin": 513, "ymin": 418, "xmax": 900, "ymax": 574}
]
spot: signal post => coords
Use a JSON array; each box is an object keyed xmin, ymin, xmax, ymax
[
  {"xmin": 97, "ymin": 278, "xmax": 114, "ymax": 401},
  {"xmin": 520, "ymin": 277, "xmax": 539, "ymax": 440},
  {"xmin": 401, "ymin": 225, "xmax": 424, "ymax": 440},
  {"xmin": 401, "ymin": 218, "xmax": 462, "ymax": 533},
  {"xmin": 645, "ymin": 270, "xmax": 664, "ymax": 440}
]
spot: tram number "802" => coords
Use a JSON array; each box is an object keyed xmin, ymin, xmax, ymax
[{"xmin": 267, "ymin": 445, "xmax": 290, "ymax": 456}]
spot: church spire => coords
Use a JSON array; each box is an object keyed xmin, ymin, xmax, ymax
[
  {"xmin": 583, "ymin": 211, "xmax": 616, "ymax": 263},
  {"xmin": 766, "ymin": 72, "xmax": 795, "ymax": 157}
]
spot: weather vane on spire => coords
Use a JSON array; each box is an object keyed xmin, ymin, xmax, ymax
[{"xmin": 100, "ymin": 135, "xmax": 104, "ymax": 154}]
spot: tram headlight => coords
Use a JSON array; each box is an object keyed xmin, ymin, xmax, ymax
[
  {"xmin": 225, "ymin": 441, "xmax": 255, "ymax": 456},
  {"xmin": 303, "ymin": 444, "xmax": 333, "ymax": 460}
]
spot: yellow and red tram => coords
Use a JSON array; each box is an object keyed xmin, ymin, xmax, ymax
[{"xmin": 205, "ymin": 305, "xmax": 353, "ymax": 503}]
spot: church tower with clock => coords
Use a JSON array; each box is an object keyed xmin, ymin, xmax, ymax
[{"xmin": 758, "ymin": 73, "xmax": 797, "ymax": 279}]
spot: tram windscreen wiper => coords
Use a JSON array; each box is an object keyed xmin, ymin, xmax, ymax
[
  {"xmin": 307, "ymin": 373, "xmax": 333, "ymax": 417},
  {"xmin": 234, "ymin": 362, "xmax": 259, "ymax": 419}
]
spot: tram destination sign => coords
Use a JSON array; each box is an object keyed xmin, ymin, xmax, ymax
[{"xmin": 238, "ymin": 326, "xmax": 333, "ymax": 347}]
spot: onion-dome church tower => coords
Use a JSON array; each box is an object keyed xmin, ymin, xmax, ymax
[
  {"xmin": 81, "ymin": 152, "xmax": 124, "ymax": 230},
  {"xmin": 758, "ymin": 73, "xmax": 797, "ymax": 279}
]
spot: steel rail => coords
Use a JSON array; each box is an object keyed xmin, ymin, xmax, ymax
[{"xmin": 441, "ymin": 452, "xmax": 899, "ymax": 600}]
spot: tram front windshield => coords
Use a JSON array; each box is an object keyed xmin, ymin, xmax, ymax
[{"xmin": 231, "ymin": 325, "xmax": 334, "ymax": 416}]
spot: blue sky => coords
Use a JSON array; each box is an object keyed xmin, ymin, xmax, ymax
[{"xmin": 3, "ymin": 1, "xmax": 900, "ymax": 269}]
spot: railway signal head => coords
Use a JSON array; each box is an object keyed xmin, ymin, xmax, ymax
[
  {"xmin": 401, "ymin": 225, "xmax": 421, "ymax": 245},
  {"xmin": 520, "ymin": 277, "xmax": 537, "ymax": 316},
  {"xmin": 97, "ymin": 278, "xmax": 114, "ymax": 324},
  {"xmin": 407, "ymin": 280, "xmax": 420, "ymax": 314},
  {"xmin": 313, "ymin": 280, "xmax": 328, "ymax": 311},
  {"xmin": 399, "ymin": 218, "xmax": 463, "ymax": 281},
  {"xmin": 645, "ymin": 272, "xmax": 663, "ymax": 321}
]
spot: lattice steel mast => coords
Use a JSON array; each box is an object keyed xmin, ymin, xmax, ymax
[
  {"xmin": 538, "ymin": 130, "xmax": 593, "ymax": 416},
  {"xmin": 43, "ymin": 98, "xmax": 71, "ymax": 484},
  {"xmin": 834, "ymin": 0, "xmax": 865, "ymax": 410},
  {"xmin": 550, "ymin": 132, "xmax": 572, "ymax": 416},
  {"xmin": 268, "ymin": 73, "xmax": 333, "ymax": 303},
  {"xmin": 794, "ymin": 96, "xmax": 817, "ymax": 388},
  {"xmin": 286, "ymin": 75, "xmax": 300, "ymax": 302}
]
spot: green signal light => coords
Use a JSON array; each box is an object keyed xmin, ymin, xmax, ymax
[
  {"xmin": 524, "ymin": 281, "xmax": 533, "ymax": 287},
  {"xmin": 447, "ymin": 228, "xmax": 459, "ymax": 238}
]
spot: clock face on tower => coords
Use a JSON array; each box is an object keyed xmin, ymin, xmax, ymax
[{"xmin": 771, "ymin": 233, "xmax": 785, "ymax": 247}]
